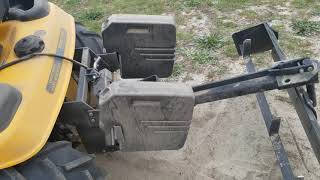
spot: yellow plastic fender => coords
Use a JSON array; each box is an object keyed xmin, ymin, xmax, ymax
[{"xmin": 0, "ymin": 3, "xmax": 75, "ymax": 169}]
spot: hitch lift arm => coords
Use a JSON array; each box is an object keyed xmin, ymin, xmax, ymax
[{"xmin": 193, "ymin": 57, "xmax": 319, "ymax": 105}]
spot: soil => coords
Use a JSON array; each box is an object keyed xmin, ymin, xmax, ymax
[
  {"xmin": 95, "ymin": 3, "xmax": 320, "ymax": 180},
  {"xmin": 96, "ymin": 71, "xmax": 320, "ymax": 180}
]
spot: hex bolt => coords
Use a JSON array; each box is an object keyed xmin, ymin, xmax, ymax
[
  {"xmin": 299, "ymin": 68, "xmax": 304, "ymax": 73},
  {"xmin": 91, "ymin": 118, "xmax": 96, "ymax": 123},
  {"xmin": 89, "ymin": 112, "xmax": 94, "ymax": 117},
  {"xmin": 296, "ymin": 176, "xmax": 304, "ymax": 180}
]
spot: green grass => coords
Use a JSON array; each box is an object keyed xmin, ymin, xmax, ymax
[
  {"xmin": 292, "ymin": 0, "xmax": 316, "ymax": 8},
  {"xmin": 207, "ymin": 65, "xmax": 229, "ymax": 79},
  {"xmin": 223, "ymin": 43, "xmax": 238, "ymax": 58},
  {"xmin": 280, "ymin": 33, "xmax": 314, "ymax": 57},
  {"xmin": 292, "ymin": 20, "xmax": 320, "ymax": 36},
  {"xmin": 52, "ymin": 0, "xmax": 167, "ymax": 31},
  {"xmin": 239, "ymin": 10, "xmax": 259, "ymax": 20},
  {"xmin": 172, "ymin": 63, "xmax": 185, "ymax": 77},
  {"xmin": 215, "ymin": 0, "xmax": 257, "ymax": 11},
  {"xmin": 186, "ymin": 49, "xmax": 217, "ymax": 65},
  {"xmin": 184, "ymin": 0, "xmax": 213, "ymax": 8},
  {"xmin": 52, "ymin": 0, "xmax": 319, "ymax": 78},
  {"xmin": 177, "ymin": 31, "xmax": 194, "ymax": 45},
  {"xmin": 65, "ymin": 0, "xmax": 80, "ymax": 5},
  {"xmin": 79, "ymin": 8, "xmax": 104, "ymax": 21},
  {"xmin": 185, "ymin": 0, "xmax": 201, "ymax": 7},
  {"xmin": 311, "ymin": 5, "xmax": 320, "ymax": 16},
  {"xmin": 196, "ymin": 34, "xmax": 224, "ymax": 49}
]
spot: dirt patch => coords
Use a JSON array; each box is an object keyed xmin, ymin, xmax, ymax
[
  {"xmin": 96, "ymin": 1, "xmax": 320, "ymax": 180},
  {"xmin": 97, "ymin": 62, "xmax": 320, "ymax": 180}
]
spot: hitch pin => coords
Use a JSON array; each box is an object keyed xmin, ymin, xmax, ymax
[
  {"xmin": 93, "ymin": 56, "xmax": 102, "ymax": 70},
  {"xmin": 91, "ymin": 56, "xmax": 102, "ymax": 80}
]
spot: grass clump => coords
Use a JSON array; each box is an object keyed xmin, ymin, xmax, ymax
[
  {"xmin": 223, "ymin": 44, "xmax": 238, "ymax": 58},
  {"xmin": 292, "ymin": 0, "xmax": 316, "ymax": 8},
  {"xmin": 280, "ymin": 33, "xmax": 314, "ymax": 57},
  {"xmin": 187, "ymin": 49, "xmax": 217, "ymax": 65},
  {"xmin": 207, "ymin": 65, "xmax": 229, "ymax": 79},
  {"xmin": 185, "ymin": 0, "xmax": 202, "ymax": 7},
  {"xmin": 186, "ymin": 0, "xmax": 213, "ymax": 7},
  {"xmin": 239, "ymin": 10, "xmax": 259, "ymax": 20},
  {"xmin": 197, "ymin": 34, "xmax": 224, "ymax": 49},
  {"xmin": 292, "ymin": 20, "xmax": 320, "ymax": 36},
  {"xmin": 65, "ymin": 0, "xmax": 80, "ymax": 5},
  {"xmin": 80, "ymin": 9, "xmax": 104, "ymax": 21},
  {"xmin": 215, "ymin": 0, "xmax": 257, "ymax": 11},
  {"xmin": 172, "ymin": 63, "xmax": 185, "ymax": 77}
]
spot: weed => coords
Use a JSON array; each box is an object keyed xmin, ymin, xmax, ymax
[
  {"xmin": 185, "ymin": 0, "xmax": 201, "ymax": 7},
  {"xmin": 80, "ymin": 9, "xmax": 104, "ymax": 21},
  {"xmin": 253, "ymin": 53, "xmax": 272, "ymax": 68},
  {"xmin": 280, "ymin": 33, "xmax": 314, "ymax": 57},
  {"xmin": 197, "ymin": 34, "xmax": 224, "ymax": 49},
  {"xmin": 172, "ymin": 63, "xmax": 185, "ymax": 77},
  {"xmin": 183, "ymin": 0, "xmax": 213, "ymax": 8},
  {"xmin": 215, "ymin": 0, "xmax": 257, "ymax": 11},
  {"xmin": 183, "ymin": 74, "xmax": 194, "ymax": 82},
  {"xmin": 187, "ymin": 49, "xmax": 217, "ymax": 65},
  {"xmin": 292, "ymin": 0, "xmax": 316, "ymax": 8},
  {"xmin": 177, "ymin": 31, "xmax": 194, "ymax": 45},
  {"xmin": 311, "ymin": 5, "xmax": 320, "ymax": 16},
  {"xmin": 221, "ymin": 21, "xmax": 238, "ymax": 29},
  {"xmin": 207, "ymin": 65, "xmax": 229, "ymax": 79},
  {"xmin": 292, "ymin": 20, "xmax": 320, "ymax": 36},
  {"xmin": 223, "ymin": 44, "xmax": 238, "ymax": 58},
  {"xmin": 65, "ymin": 0, "xmax": 80, "ymax": 5},
  {"xmin": 239, "ymin": 10, "xmax": 258, "ymax": 20}
]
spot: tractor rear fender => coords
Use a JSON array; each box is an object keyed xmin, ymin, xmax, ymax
[{"xmin": 0, "ymin": 3, "xmax": 75, "ymax": 169}]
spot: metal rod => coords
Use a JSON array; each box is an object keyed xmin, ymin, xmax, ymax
[
  {"xmin": 192, "ymin": 70, "xmax": 269, "ymax": 92},
  {"xmin": 242, "ymin": 39, "xmax": 280, "ymax": 135},
  {"xmin": 194, "ymin": 76, "xmax": 277, "ymax": 105},
  {"xmin": 270, "ymin": 134, "xmax": 296, "ymax": 179}
]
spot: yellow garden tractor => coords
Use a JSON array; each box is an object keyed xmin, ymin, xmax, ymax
[{"xmin": 1, "ymin": 0, "xmax": 320, "ymax": 179}]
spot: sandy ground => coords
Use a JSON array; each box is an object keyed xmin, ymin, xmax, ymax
[
  {"xmin": 96, "ymin": 75, "xmax": 320, "ymax": 180},
  {"xmin": 94, "ymin": 2, "xmax": 320, "ymax": 179}
]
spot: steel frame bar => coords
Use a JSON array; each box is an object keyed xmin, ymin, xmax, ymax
[
  {"xmin": 265, "ymin": 24, "xmax": 320, "ymax": 164},
  {"xmin": 242, "ymin": 39, "xmax": 295, "ymax": 180}
]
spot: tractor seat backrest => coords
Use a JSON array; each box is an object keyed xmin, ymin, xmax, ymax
[{"xmin": 8, "ymin": 0, "xmax": 49, "ymax": 21}]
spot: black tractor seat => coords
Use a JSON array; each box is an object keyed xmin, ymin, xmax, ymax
[
  {"xmin": 0, "ymin": 84, "xmax": 22, "ymax": 132},
  {"xmin": 8, "ymin": 0, "xmax": 49, "ymax": 21},
  {"xmin": 0, "ymin": 0, "xmax": 9, "ymax": 22}
]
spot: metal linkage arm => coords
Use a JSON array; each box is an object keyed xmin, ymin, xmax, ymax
[{"xmin": 193, "ymin": 58, "xmax": 319, "ymax": 105}]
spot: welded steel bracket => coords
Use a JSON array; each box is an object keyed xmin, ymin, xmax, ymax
[{"xmin": 59, "ymin": 48, "xmax": 115, "ymax": 153}]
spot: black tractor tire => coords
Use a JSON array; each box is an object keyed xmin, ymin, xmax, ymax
[
  {"xmin": 0, "ymin": 141, "xmax": 106, "ymax": 180},
  {"xmin": 75, "ymin": 22, "xmax": 104, "ymax": 55},
  {"xmin": 75, "ymin": 22, "xmax": 109, "ymax": 71}
]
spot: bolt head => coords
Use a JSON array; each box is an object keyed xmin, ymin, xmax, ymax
[
  {"xmin": 308, "ymin": 66, "xmax": 314, "ymax": 72},
  {"xmin": 91, "ymin": 119, "xmax": 96, "ymax": 123},
  {"xmin": 89, "ymin": 112, "xmax": 94, "ymax": 117},
  {"xmin": 299, "ymin": 68, "xmax": 304, "ymax": 73}
]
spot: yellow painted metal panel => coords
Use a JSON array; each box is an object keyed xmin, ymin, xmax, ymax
[{"xmin": 0, "ymin": 3, "xmax": 75, "ymax": 169}]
